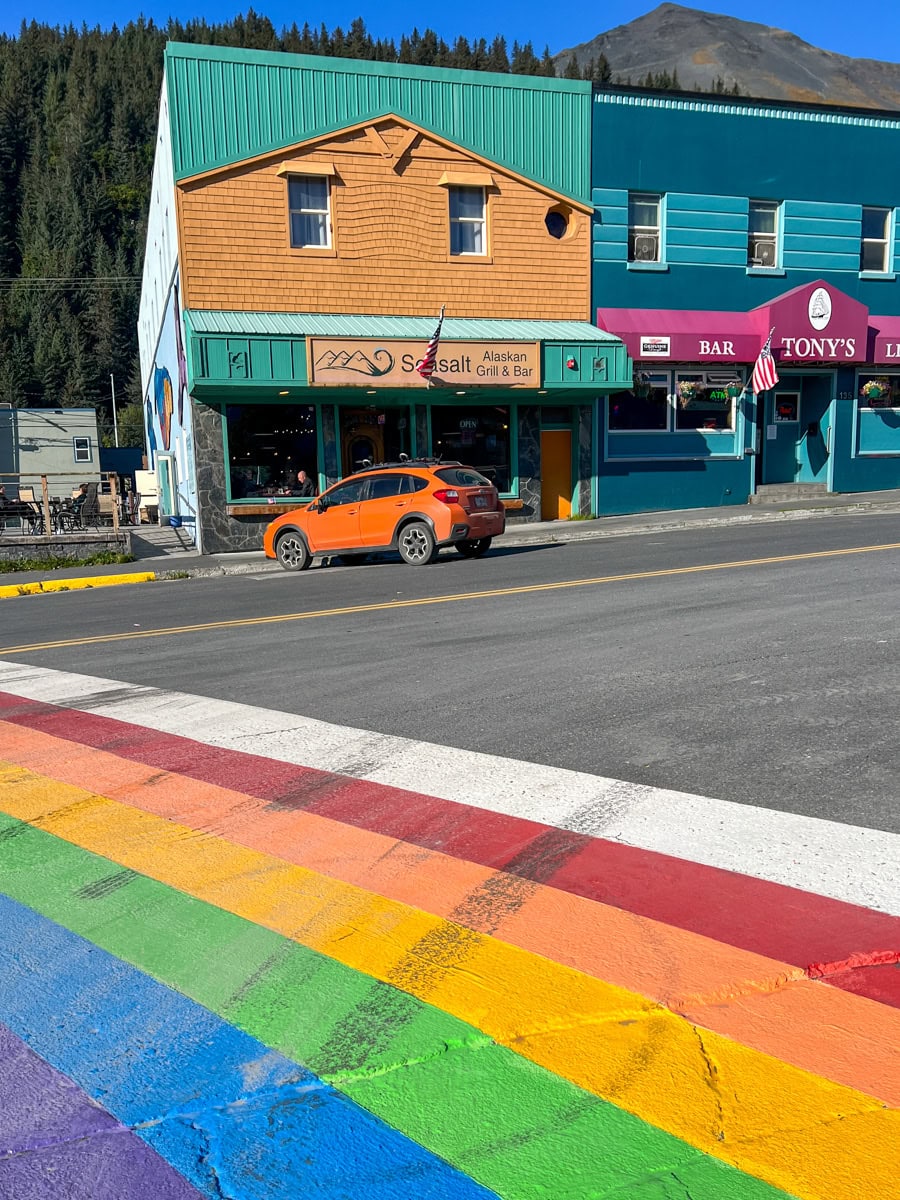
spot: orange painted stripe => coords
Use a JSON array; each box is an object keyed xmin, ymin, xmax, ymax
[{"xmin": 3, "ymin": 718, "xmax": 899, "ymax": 1108}]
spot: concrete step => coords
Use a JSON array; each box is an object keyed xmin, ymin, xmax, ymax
[{"xmin": 749, "ymin": 483, "xmax": 829, "ymax": 505}]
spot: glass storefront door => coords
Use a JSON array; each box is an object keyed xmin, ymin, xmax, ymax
[{"xmin": 339, "ymin": 406, "xmax": 411, "ymax": 473}]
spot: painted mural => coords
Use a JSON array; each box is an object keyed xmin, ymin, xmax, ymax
[{"xmin": 144, "ymin": 276, "xmax": 199, "ymax": 542}]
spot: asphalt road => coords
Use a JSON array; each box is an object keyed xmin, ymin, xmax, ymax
[{"xmin": 2, "ymin": 512, "xmax": 899, "ymax": 833}]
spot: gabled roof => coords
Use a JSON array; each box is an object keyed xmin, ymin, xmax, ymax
[{"xmin": 164, "ymin": 44, "xmax": 591, "ymax": 204}]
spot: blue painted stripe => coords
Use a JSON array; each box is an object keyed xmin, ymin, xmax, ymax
[
  {"xmin": 0, "ymin": 894, "xmax": 496, "ymax": 1200},
  {"xmin": 0, "ymin": 1020, "xmax": 205, "ymax": 1200}
]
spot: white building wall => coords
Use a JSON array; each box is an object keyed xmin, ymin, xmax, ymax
[
  {"xmin": 137, "ymin": 74, "xmax": 201, "ymax": 548},
  {"xmin": 138, "ymin": 74, "xmax": 179, "ymax": 396}
]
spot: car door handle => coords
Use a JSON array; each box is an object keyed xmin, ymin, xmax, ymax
[{"xmin": 394, "ymin": 501, "xmax": 408, "ymax": 507}]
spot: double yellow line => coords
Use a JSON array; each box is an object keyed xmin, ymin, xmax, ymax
[{"xmin": 2, "ymin": 542, "xmax": 899, "ymax": 656}]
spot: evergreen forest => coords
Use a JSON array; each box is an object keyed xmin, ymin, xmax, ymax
[{"xmin": 0, "ymin": 13, "xmax": 738, "ymax": 441}]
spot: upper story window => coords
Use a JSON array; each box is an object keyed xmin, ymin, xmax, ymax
[
  {"xmin": 861, "ymin": 206, "xmax": 891, "ymax": 272},
  {"xmin": 449, "ymin": 186, "xmax": 486, "ymax": 256},
  {"xmin": 288, "ymin": 176, "xmax": 331, "ymax": 249},
  {"xmin": 628, "ymin": 193, "xmax": 661, "ymax": 262},
  {"xmin": 748, "ymin": 200, "xmax": 780, "ymax": 267},
  {"xmin": 72, "ymin": 436, "xmax": 92, "ymax": 463}
]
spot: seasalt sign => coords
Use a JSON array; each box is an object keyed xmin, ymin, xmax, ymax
[{"xmin": 307, "ymin": 338, "xmax": 540, "ymax": 387}]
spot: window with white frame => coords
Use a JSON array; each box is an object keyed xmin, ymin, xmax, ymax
[
  {"xmin": 449, "ymin": 186, "xmax": 486, "ymax": 256},
  {"xmin": 858, "ymin": 372, "xmax": 898, "ymax": 407},
  {"xmin": 608, "ymin": 372, "xmax": 669, "ymax": 430},
  {"xmin": 72, "ymin": 436, "xmax": 92, "ymax": 463},
  {"xmin": 628, "ymin": 193, "xmax": 661, "ymax": 262},
  {"xmin": 609, "ymin": 370, "xmax": 740, "ymax": 433},
  {"xmin": 748, "ymin": 200, "xmax": 780, "ymax": 267},
  {"xmin": 860, "ymin": 207, "xmax": 891, "ymax": 272},
  {"xmin": 288, "ymin": 176, "xmax": 331, "ymax": 248},
  {"xmin": 674, "ymin": 371, "xmax": 739, "ymax": 431}
]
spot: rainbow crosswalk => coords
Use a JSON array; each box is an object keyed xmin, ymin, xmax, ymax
[{"xmin": 0, "ymin": 661, "xmax": 898, "ymax": 1199}]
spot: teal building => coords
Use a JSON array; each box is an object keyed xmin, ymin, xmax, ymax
[{"xmin": 592, "ymin": 88, "xmax": 900, "ymax": 514}]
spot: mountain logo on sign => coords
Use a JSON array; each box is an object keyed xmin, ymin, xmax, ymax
[{"xmin": 314, "ymin": 347, "xmax": 395, "ymax": 376}]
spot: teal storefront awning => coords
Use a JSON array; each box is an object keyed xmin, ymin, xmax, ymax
[{"xmin": 184, "ymin": 310, "xmax": 633, "ymax": 396}]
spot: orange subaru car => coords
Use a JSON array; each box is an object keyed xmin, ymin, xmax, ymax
[{"xmin": 263, "ymin": 459, "xmax": 506, "ymax": 570}]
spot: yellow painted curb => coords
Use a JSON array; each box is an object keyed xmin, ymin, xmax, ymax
[{"xmin": 0, "ymin": 572, "xmax": 156, "ymax": 599}]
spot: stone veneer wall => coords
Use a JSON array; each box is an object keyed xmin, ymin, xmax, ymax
[
  {"xmin": 516, "ymin": 405, "xmax": 541, "ymax": 521},
  {"xmin": 192, "ymin": 399, "xmax": 270, "ymax": 552},
  {"xmin": 577, "ymin": 404, "xmax": 593, "ymax": 517}
]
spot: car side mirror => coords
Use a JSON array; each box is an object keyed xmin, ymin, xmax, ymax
[{"xmin": 314, "ymin": 497, "xmax": 327, "ymax": 512}]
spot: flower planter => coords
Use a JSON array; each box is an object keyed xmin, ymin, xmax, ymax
[{"xmin": 726, "ymin": 384, "xmax": 742, "ymax": 398}]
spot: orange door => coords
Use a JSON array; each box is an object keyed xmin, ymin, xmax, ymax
[{"xmin": 540, "ymin": 430, "xmax": 572, "ymax": 520}]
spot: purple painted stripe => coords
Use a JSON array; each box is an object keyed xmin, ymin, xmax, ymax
[{"xmin": 0, "ymin": 1021, "xmax": 202, "ymax": 1200}]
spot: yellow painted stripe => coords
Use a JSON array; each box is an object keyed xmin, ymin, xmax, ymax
[
  {"xmin": 0, "ymin": 572, "xmax": 155, "ymax": 600},
  {"xmin": 2, "ymin": 541, "xmax": 899, "ymax": 653},
  {"xmin": 1, "ymin": 764, "xmax": 895, "ymax": 1199}
]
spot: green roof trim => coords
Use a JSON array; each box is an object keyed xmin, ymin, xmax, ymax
[
  {"xmin": 165, "ymin": 44, "xmax": 591, "ymax": 203},
  {"xmin": 185, "ymin": 311, "xmax": 621, "ymax": 342}
]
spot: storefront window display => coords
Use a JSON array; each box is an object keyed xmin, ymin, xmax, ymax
[
  {"xmin": 226, "ymin": 404, "xmax": 319, "ymax": 500},
  {"xmin": 674, "ymin": 372, "xmax": 738, "ymax": 431},
  {"xmin": 431, "ymin": 405, "xmax": 511, "ymax": 491},
  {"xmin": 609, "ymin": 373, "xmax": 669, "ymax": 430},
  {"xmin": 609, "ymin": 371, "xmax": 740, "ymax": 432},
  {"xmin": 858, "ymin": 373, "xmax": 898, "ymax": 408}
]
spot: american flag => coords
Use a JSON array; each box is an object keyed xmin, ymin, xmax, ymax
[
  {"xmin": 751, "ymin": 327, "xmax": 779, "ymax": 394},
  {"xmin": 416, "ymin": 307, "xmax": 445, "ymax": 382}
]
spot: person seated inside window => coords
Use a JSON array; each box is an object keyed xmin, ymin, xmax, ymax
[{"xmin": 291, "ymin": 469, "xmax": 317, "ymax": 498}]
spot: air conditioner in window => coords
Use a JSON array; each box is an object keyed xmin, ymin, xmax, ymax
[
  {"xmin": 750, "ymin": 238, "xmax": 777, "ymax": 267},
  {"xmin": 633, "ymin": 234, "xmax": 659, "ymax": 262}
]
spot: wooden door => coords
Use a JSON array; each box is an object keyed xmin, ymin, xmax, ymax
[{"xmin": 540, "ymin": 430, "xmax": 572, "ymax": 520}]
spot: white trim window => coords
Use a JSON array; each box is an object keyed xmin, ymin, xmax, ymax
[
  {"xmin": 628, "ymin": 193, "xmax": 661, "ymax": 262},
  {"xmin": 449, "ymin": 186, "xmax": 486, "ymax": 256},
  {"xmin": 72, "ymin": 436, "xmax": 92, "ymax": 463},
  {"xmin": 860, "ymin": 207, "xmax": 891, "ymax": 273},
  {"xmin": 288, "ymin": 176, "xmax": 331, "ymax": 248},
  {"xmin": 748, "ymin": 200, "xmax": 779, "ymax": 267}
]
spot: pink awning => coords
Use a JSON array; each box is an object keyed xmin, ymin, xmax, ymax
[
  {"xmin": 596, "ymin": 307, "xmax": 764, "ymax": 363},
  {"xmin": 870, "ymin": 315, "xmax": 900, "ymax": 365},
  {"xmin": 597, "ymin": 280, "xmax": 874, "ymax": 366}
]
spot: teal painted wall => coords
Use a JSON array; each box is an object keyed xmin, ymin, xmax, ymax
[
  {"xmin": 592, "ymin": 91, "xmax": 900, "ymax": 313},
  {"xmin": 165, "ymin": 44, "xmax": 591, "ymax": 203}
]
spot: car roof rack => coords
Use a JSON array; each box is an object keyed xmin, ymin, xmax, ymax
[{"xmin": 351, "ymin": 456, "xmax": 461, "ymax": 474}]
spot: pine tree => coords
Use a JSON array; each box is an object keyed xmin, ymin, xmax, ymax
[{"xmin": 563, "ymin": 55, "xmax": 582, "ymax": 80}]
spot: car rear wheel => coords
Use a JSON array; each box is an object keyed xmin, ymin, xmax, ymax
[
  {"xmin": 455, "ymin": 537, "xmax": 493, "ymax": 558},
  {"xmin": 275, "ymin": 530, "xmax": 311, "ymax": 571},
  {"xmin": 397, "ymin": 521, "xmax": 438, "ymax": 565}
]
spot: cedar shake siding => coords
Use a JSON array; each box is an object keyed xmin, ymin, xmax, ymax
[{"xmin": 177, "ymin": 119, "xmax": 590, "ymax": 320}]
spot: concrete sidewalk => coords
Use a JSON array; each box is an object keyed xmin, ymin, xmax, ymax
[{"xmin": 3, "ymin": 488, "xmax": 900, "ymax": 594}]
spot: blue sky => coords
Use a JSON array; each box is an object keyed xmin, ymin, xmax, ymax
[{"xmin": 3, "ymin": 0, "xmax": 899, "ymax": 63}]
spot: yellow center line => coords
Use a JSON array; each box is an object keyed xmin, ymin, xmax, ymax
[{"xmin": 2, "ymin": 540, "xmax": 899, "ymax": 656}]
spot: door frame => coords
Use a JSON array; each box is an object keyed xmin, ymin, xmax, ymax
[{"xmin": 540, "ymin": 426, "xmax": 575, "ymax": 520}]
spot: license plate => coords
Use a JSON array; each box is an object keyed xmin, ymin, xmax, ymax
[{"xmin": 473, "ymin": 495, "xmax": 488, "ymax": 508}]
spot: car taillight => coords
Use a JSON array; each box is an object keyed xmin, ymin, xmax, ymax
[{"xmin": 433, "ymin": 488, "xmax": 459, "ymax": 504}]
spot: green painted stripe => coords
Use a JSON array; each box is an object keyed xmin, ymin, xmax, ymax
[{"xmin": 0, "ymin": 814, "xmax": 793, "ymax": 1200}]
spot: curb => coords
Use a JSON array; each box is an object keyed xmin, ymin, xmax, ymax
[{"xmin": 0, "ymin": 572, "xmax": 157, "ymax": 599}]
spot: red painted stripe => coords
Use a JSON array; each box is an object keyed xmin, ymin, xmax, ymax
[{"xmin": 2, "ymin": 689, "xmax": 898, "ymax": 1008}]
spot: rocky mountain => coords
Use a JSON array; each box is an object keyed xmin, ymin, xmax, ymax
[{"xmin": 556, "ymin": 3, "xmax": 900, "ymax": 110}]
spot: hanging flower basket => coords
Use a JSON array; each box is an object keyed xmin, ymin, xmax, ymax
[
  {"xmin": 726, "ymin": 382, "xmax": 743, "ymax": 399},
  {"xmin": 861, "ymin": 378, "xmax": 891, "ymax": 403},
  {"xmin": 678, "ymin": 380, "xmax": 704, "ymax": 406}
]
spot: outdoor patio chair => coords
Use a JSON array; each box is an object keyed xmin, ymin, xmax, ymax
[{"xmin": 57, "ymin": 482, "xmax": 99, "ymax": 532}]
